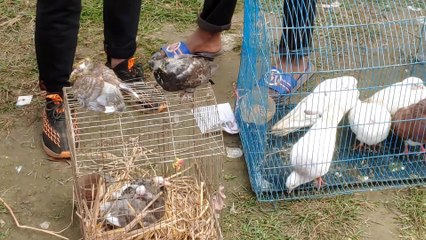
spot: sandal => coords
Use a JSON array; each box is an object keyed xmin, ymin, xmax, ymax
[
  {"xmin": 260, "ymin": 63, "xmax": 314, "ymax": 103},
  {"xmin": 151, "ymin": 41, "xmax": 223, "ymax": 61}
]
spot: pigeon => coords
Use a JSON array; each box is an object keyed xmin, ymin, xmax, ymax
[
  {"xmin": 392, "ymin": 98, "xmax": 426, "ymax": 155},
  {"xmin": 132, "ymin": 176, "xmax": 170, "ymax": 220},
  {"xmin": 366, "ymin": 77, "xmax": 426, "ymax": 115},
  {"xmin": 150, "ymin": 54, "xmax": 219, "ymax": 92},
  {"xmin": 100, "ymin": 198, "xmax": 157, "ymax": 228},
  {"xmin": 272, "ymin": 76, "xmax": 358, "ymax": 136},
  {"xmin": 101, "ymin": 181, "xmax": 165, "ymax": 228},
  {"xmin": 286, "ymin": 88, "xmax": 359, "ymax": 192},
  {"xmin": 348, "ymin": 101, "xmax": 392, "ymax": 152},
  {"xmin": 70, "ymin": 58, "xmax": 141, "ymax": 113},
  {"xmin": 110, "ymin": 183, "xmax": 140, "ymax": 200}
]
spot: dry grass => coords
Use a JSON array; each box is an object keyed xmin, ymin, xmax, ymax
[{"xmin": 76, "ymin": 165, "xmax": 220, "ymax": 240}]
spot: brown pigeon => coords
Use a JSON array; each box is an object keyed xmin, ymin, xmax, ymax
[
  {"xmin": 392, "ymin": 98, "xmax": 426, "ymax": 154},
  {"xmin": 150, "ymin": 54, "xmax": 218, "ymax": 92},
  {"xmin": 70, "ymin": 58, "xmax": 142, "ymax": 113}
]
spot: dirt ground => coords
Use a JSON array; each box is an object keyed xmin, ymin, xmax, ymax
[{"xmin": 0, "ymin": 3, "xmax": 425, "ymax": 240}]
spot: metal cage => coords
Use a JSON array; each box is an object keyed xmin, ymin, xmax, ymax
[
  {"xmin": 237, "ymin": 0, "xmax": 426, "ymax": 201},
  {"xmin": 63, "ymin": 83, "xmax": 225, "ymax": 239}
]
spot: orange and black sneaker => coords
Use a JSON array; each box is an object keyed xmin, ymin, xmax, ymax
[
  {"xmin": 106, "ymin": 57, "xmax": 144, "ymax": 83},
  {"xmin": 42, "ymin": 93, "xmax": 70, "ymax": 159}
]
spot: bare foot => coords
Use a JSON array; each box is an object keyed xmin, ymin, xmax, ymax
[{"xmin": 185, "ymin": 28, "xmax": 222, "ymax": 54}]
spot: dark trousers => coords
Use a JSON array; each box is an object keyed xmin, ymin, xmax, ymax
[
  {"xmin": 35, "ymin": 0, "xmax": 141, "ymax": 93},
  {"xmin": 279, "ymin": 0, "xmax": 317, "ymax": 57},
  {"xmin": 35, "ymin": 0, "xmax": 237, "ymax": 93},
  {"xmin": 198, "ymin": 0, "xmax": 238, "ymax": 32}
]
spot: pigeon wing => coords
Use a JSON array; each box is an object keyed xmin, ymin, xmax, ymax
[
  {"xmin": 96, "ymin": 82, "xmax": 125, "ymax": 113},
  {"xmin": 72, "ymin": 75, "xmax": 104, "ymax": 106}
]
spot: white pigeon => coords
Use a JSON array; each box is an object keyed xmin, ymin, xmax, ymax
[
  {"xmin": 286, "ymin": 88, "xmax": 359, "ymax": 192},
  {"xmin": 272, "ymin": 76, "xmax": 358, "ymax": 136},
  {"xmin": 365, "ymin": 77, "xmax": 426, "ymax": 115},
  {"xmin": 348, "ymin": 101, "xmax": 392, "ymax": 152},
  {"xmin": 70, "ymin": 58, "xmax": 141, "ymax": 113}
]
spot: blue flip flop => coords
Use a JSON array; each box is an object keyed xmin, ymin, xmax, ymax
[
  {"xmin": 159, "ymin": 41, "xmax": 223, "ymax": 60},
  {"xmin": 259, "ymin": 63, "xmax": 313, "ymax": 102}
]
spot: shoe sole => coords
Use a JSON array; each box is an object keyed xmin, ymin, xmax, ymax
[{"xmin": 42, "ymin": 142, "xmax": 71, "ymax": 160}]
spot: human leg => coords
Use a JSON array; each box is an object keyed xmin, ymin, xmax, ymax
[
  {"xmin": 279, "ymin": 0, "xmax": 317, "ymax": 76},
  {"xmin": 35, "ymin": 0, "xmax": 82, "ymax": 93},
  {"xmin": 35, "ymin": 0, "xmax": 82, "ymax": 159},
  {"xmin": 103, "ymin": 0, "xmax": 143, "ymax": 82},
  {"xmin": 262, "ymin": 0, "xmax": 317, "ymax": 101}
]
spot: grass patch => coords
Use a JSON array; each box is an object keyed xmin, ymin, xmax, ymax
[
  {"xmin": 140, "ymin": 0, "xmax": 201, "ymax": 33},
  {"xmin": 392, "ymin": 187, "xmax": 426, "ymax": 240},
  {"xmin": 222, "ymin": 191, "xmax": 373, "ymax": 240},
  {"xmin": 0, "ymin": 202, "xmax": 8, "ymax": 239},
  {"xmin": 0, "ymin": 202, "xmax": 6, "ymax": 214},
  {"xmin": 0, "ymin": 230, "xmax": 9, "ymax": 239}
]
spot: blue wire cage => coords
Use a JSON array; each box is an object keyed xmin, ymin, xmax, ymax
[{"xmin": 236, "ymin": 0, "xmax": 426, "ymax": 201}]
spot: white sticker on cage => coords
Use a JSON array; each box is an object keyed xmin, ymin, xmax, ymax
[{"xmin": 16, "ymin": 95, "xmax": 33, "ymax": 107}]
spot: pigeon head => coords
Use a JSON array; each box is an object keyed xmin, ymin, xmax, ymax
[
  {"xmin": 135, "ymin": 185, "xmax": 153, "ymax": 200},
  {"xmin": 152, "ymin": 176, "xmax": 171, "ymax": 188},
  {"xmin": 286, "ymin": 171, "xmax": 310, "ymax": 193},
  {"xmin": 401, "ymin": 77, "xmax": 425, "ymax": 90},
  {"xmin": 70, "ymin": 58, "xmax": 94, "ymax": 83},
  {"xmin": 339, "ymin": 76, "xmax": 358, "ymax": 90}
]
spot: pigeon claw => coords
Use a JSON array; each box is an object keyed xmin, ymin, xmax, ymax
[
  {"xmin": 370, "ymin": 144, "xmax": 381, "ymax": 153},
  {"xmin": 404, "ymin": 144, "xmax": 410, "ymax": 155},
  {"xmin": 353, "ymin": 142, "xmax": 365, "ymax": 152},
  {"xmin": 314, "ymin": 177, "xmax": 325, "ymax": 190}
]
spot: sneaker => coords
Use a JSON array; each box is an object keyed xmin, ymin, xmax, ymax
[
  {"xmin": 42, "ymin": 93, "xmax": 70, "ymax": 159},
  {"xmin": 106, "ymin": 57, "xmax": 144, "ymax": 83}
]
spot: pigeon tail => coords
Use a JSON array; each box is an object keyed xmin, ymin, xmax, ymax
[
  {"xmin": 118, "ymin": 83, "xmax": 140, "ymax": 99},
  {"xmin": 271, "ymin": 117, "xmax": 317, "ymax": 136}
]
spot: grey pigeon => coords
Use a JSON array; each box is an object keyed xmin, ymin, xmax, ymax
[
  {"xmin": 101, "ymin": 198, "xmax": 158, "ymax": 228},
  {"xmin": 70, "ymin": 58, "xmax": 141, "ymax": 113},
  {"xmin": 133, "ymin": 176, "xmax": 169, "ymax": 220},
  {"xmin": 150, "ymin": 54, "xmax": 218, "ymax": 92}
]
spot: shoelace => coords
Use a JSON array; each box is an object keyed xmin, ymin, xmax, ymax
[
  {"xmin": 46, "ymin": 95, "xmax": 65, "ymax": 122},
  {"xmin": 130, "ymin": 62, "xmax": 143, "ymax": 76}
]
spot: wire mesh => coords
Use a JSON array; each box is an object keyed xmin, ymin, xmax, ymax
[
  {"xmin": 237, "ymin": 0, "xmax": 426, "ymax": 201},
  {"xmin": 63, "ymin": 83, "xmax": 225, "ymax": 239}
]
